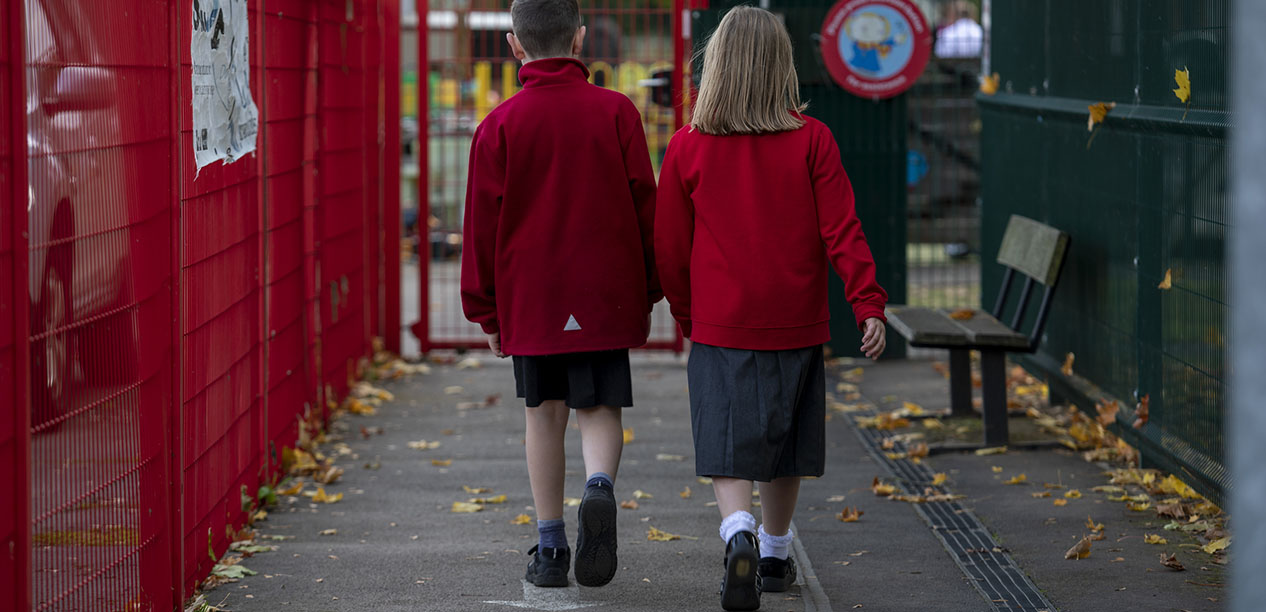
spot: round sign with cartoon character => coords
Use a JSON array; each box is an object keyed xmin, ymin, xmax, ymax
[{"xmin": 820, "ymin": 0, "xmax": 931, "ymax": 99}]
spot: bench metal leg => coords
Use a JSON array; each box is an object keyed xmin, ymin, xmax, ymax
[
  {"xmin": 980, "ymin": 350, "xmax": 1009, "ymax": 447},
  {"xmin": 948, "ymin": 349, "xmax": 974, "ymax": 417}
]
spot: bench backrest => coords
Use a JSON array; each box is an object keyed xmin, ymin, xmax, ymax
[{"xmin": 991, "ymin": 215, "xmax": 1070, "ymax": 349}]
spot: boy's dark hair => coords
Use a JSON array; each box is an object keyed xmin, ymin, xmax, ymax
[{"xmin": 510, "ymin": 0, "xmax": 582, "ymax": 59}]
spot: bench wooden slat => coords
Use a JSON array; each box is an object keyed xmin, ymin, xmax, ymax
[
  {"xmin": 996, "ymin": 215, "xmax": 1070, "ymax": 286},
  {"xmin": 885, "ymin": 307, "xmax": 1030, "ymax": 350}
]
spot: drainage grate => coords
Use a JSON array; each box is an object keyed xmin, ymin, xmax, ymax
[{"xmin": 849, "ymin": 413, "xmax": 1058, "ymax": 612}]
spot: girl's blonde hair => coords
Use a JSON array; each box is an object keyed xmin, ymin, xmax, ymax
[{"xmin": 691, "ymin": 6, "xmax": 807, "ymax": 135}]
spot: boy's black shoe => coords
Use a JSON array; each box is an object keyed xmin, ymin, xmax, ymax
[
  {"xmin": 574, "ymin": 482, "xmax": 618, "ymax": 587},
  {"xmin": 525, "ymin": 545, "xmax": 570, "ymax": 588},
  {"xmin": 720, "ymin": 531, "xmax": 761, "ymax": 611},
  {"xmin": 757, "ymin": 555, "xmax": 797, "ymax": 592}
]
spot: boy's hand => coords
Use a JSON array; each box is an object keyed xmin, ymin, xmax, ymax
[
  {"xmin": 487, "ymin": 332, "xmax": 507, "ymax": 358},
  {"xmin": 860, "ymin": 318, "xmax": 887, "ymax": 360}
]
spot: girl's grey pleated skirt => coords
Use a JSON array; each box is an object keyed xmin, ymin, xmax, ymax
[{"xmin": 687, "ymin": 341, "xmax": 826, "ymax": 482}]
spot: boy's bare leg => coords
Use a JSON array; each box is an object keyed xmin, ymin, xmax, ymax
[
  {"xmin": 712, "ymin": 477, "xmax": 754, "ymax": 518},
  {"xmin": 756, "ymin": 477, "xmax": 801, "ymax": 536},
  {"xmin": 525, "ymin": 400, "xmax": 571, "ymax": 520},
  {"xmin": 575, "ymin": 405, "xmax": 623, "ymax": 479}
]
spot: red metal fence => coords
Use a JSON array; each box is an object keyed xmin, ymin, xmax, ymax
[
  {"xmin": 411, "ymin": 0, "xmax": 689, "ymax": 352},
  {"xmin": 2, "ymin": 1, "xmax": 400, "ymax": 609}
]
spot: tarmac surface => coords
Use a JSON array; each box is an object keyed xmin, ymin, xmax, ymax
[{"xmin": 205, "ymin": 354, "xmax": 1226, "ymax": 612}]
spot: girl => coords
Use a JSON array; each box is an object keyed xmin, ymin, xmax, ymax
[{"xmin": 654, "ymin": 6, "xmax": 888, "ymax": 610}]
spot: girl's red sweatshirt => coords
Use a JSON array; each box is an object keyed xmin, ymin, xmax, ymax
[
  {"xmin": 460, "ymin": 58, "xmax": 661, "ymax": 356},
  {"xmin": 654, "ymin": 116, "xmax": 888, "ymax": 351}
]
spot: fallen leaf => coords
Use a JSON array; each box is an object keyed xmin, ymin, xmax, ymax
[
  {"xmin": 564, "ymin": 497, "xmax": 582, "ymax": 506},
  {"xmin": 1054, "ymin": 499, "xmax": 1068, "ymax": 507},
  {"xmin": 871, "ymin": 478, "xmax": 896, "ymax": 497},
  {"xmin": 1128, "ymin": 502, "xmax": 1152, "ymax": 512},
  {"xmin": 1145, "ymin": 534, "xmax": 1168, "ymax": 545},
  {"xmin": 948, "ymin": 309, "xmax": 975, "ymax": 320},
  {"xmin": 656, "ymin": 454, "xmax": 686, "ymax": 462},
  {"xmin": 1031, "ymin": 492, "xmax": 1052, "ymax": 498},
  {"xmin": 900, "ymin": 402, "xmax": 926, "ymax": 416},
  {"xmin": 1087, "ymin": 101, "xmax": 1116, "ymax": 132},
  {"xmin": 932, "ymin": 473, "xmax": 948, "ymax": 486},
  {"xmin": 314, "ymin": 466, "xmax": 344, "ymax": 485},
  {"xmin": 697, "ymin": 477, "xmax": 713, "ymax": 485},
  {"xmin": 1004, "ymin": 474, "xmax": 1027, "ymax": 485},
  {"xmin": 1173, "ymin": 67, "xmax": 1191, "ymax": 103},
  {"xmin": 885, "ymin": 452, "xmax": 907, "ymax": 460},
  {"xmin": 1202, "ymin": 537, "xmax": 1229, "ymax": 555},
  {"xmin": 647, "ymin": 526, "xmax": 681, "ymax": 542},
  {"xmin": 621, "ymin": 500, "xmax": 640, "ymax": 510},
  {"xmin": 979, "ymin": 72, "xmax": 1000, "ymax": 95},
  {"xmin": 431, "ymin": 459, "xmax": 452, "ymax": 467},
  {"xmin": 976, "ymin": 446, "xmax": 1007, "ymax": 456},
  {"xmin": 311, "ymin": 488, "xmax": 343, "ymax": 504},
  {"xmin": 443, "ymin": 386, "xmax": 464, "ymax": 395},
  {"xmin": 279, "ymin": 481, "xmax": 304, "ymax": 496},
  {"xmin": 469, "ymin": 495, "xmax": 507, "ymax": 504},
  {"xmin": 1157, "ymin": 502, "xmax": 1188, "ymax": 519},
  {"xmin": 908, "ymin": 442, "xmax": 930, "ymax": 460},
  {"xmin": 1112, "ymin": 556, "xmax": 1125, "ymax": 562},
  {"xmin": 922, "ymin": 418, "xmax": 943, "ymax": 429},
  {"xmin": 511, "ymin": 514, "xmax": 533, "ymax": 525},
  {"xmin": 1064, "ymin": 489, "xmax": 1082, "ymax": 499},
  {"xmin": 992, "ymin": 466, "xmax": 1004, "ymax": 473},
  {"xmin": 1065, "ymin": 535, "xmax": 1093, "ymax": 559},
  {"xmin": 1061, "ymin": 352, "xmax": 1075, "ymax": 377},
  {"xmin": 842, "ymin": 367, "xmax": 865, "ymax": 382},
  {"xmin": 827, "ymin": 494, "xmax": 847, "ymax": 502},
  {"xmin": 407, "ymin": 440, "xmax": 442, "ymax": 450},
  {"xmin": 1132, "ymin": 394, "xmax": 1150, "ymax": 429},
  {"xmin": 838, "ymin": 507, "xmax": 863, "ymax": 522},
  {"xmin": 1160, "ymin": 553, "xmax": 1186, "ymax": 571},
  {"xmin": 1158, "ymin": 268, "xmax": 1173, "ymax": 290},
  {"xmin": 1085, "ymin": 516, "xmax": 1105, "ymax": 532},
  {"xmin": 680, "ymin": 487, "xmax": 692, "ymax": 499},
  {"xmin": 456, "ymin": 357, "xmax": 482, "ymax": 370},
  {"xmin": 881, "ymin": 438, "xmax": 896, "ymax": 450},
  {"xmin": 1157, "ymin": 474, "xmax": 1202, "ymax": 500},
  {"xmin": 451, "ymin": 502, "xmax": 483, "ymax": 513},
  {"xmin": 319, "ymin": 529, "xmax": 337, "ymax": 536},
  {"xmin": 633, "ymin": 490, "xmax": 653, "ymax": 500},
  {"xmin": 623, "ymin": 428, "xmax": 635, "ymax": 444},
  {"xmin": 1092, "ymin": 485, "xmax": 1125, "ymax": 494},
  {"xmin": 463, "ymin": 485, "xmax": 491, "ymax": 494}
]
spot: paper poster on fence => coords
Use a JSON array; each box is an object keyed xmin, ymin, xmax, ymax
[{"xmin": 191, "ymin": 0, "xmax": 259, "ymax": 170}]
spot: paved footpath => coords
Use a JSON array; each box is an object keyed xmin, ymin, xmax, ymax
[{"xmin": 207, "ymin": 355, "xmax": 1224, "ymax": 612}]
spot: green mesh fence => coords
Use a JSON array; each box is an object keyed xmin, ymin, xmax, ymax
[{"xmin": 981, "ymin": 1, "xmax": 1229, "ymax": 503}]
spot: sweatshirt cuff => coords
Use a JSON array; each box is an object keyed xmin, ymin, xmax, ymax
[
  {"xmin": 480, "ymin": 320, "xmax": 500, "ymax": 334},
  {"xmin": 853, "ymin": 303, "xmax": 887, "ymax": 330}
]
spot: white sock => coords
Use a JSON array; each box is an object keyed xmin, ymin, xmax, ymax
[
  {"xmin": 719, "ymin": 510, "xmax": 757, "ymax": 543},
  {"xmin": 758, "ymin": 524, "xmax": 793, "ymax": 560}
]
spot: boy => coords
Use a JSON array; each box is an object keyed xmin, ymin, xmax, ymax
[{"xmin": 459, "ymin": 0, "xmax": 660, "ymax": 589}]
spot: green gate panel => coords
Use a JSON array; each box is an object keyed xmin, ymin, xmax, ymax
[
  {"xmin": 691, "ymin": 0, "xmax": 909, "ymax": 359},
  {"xmin": 982, "ymin": 1, "xmax": 1229, "ymax": 503}
]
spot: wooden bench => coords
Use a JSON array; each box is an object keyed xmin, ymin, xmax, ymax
[{"xmin": 886, "ymin": 215, "xmax": 1070, "ymax": 447}]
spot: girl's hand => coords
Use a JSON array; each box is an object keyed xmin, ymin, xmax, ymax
[
  {"xmin": 860, "ymin": 318, "xmax": 886, "ymax": 360},
  {"xmin": 487, "ymin": 332, "xmax": 507, "ymax": 358}
]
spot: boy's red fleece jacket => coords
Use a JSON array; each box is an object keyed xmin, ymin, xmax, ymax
[
  {"xmin": 460, "ymin": 58, "xmax": 661, "ymax": 356},
  {"xmin": 654, "ymin": 116, "xmax": 888, "ymax": 351}
]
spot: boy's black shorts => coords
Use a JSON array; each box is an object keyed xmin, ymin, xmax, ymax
[{"xmin": 512, "ymin": 349, "xmax": 633, "ymax": 409}]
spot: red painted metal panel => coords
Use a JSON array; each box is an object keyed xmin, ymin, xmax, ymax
[
  {"xmin": 2, "ymin": 0, "xmax": 32, "ymax": 608},
  {"xmin": 416, "ymin": 0, "xmax": 685, "ymax": 352},
  {"xmin": 384, "ymin": 1, "xmax": 403, "ymax": 354}
]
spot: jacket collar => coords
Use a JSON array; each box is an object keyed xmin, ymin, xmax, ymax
[{"xmin": 518, "ymin": 57, "xmax": 591, "ymax": 88}]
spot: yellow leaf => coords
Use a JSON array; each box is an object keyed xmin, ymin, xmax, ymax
[
  {"xmin": 976, "ymin": 446, "xmax": 1007, "ymax": 456},
  {"xmin": 311, "ymin": 487, "xmax": 343, "ymax": 504},
  {"xmin": 992, "ymin": 466, "xmax": 1004, "ymax": 473},
  {"xmin": 885, "ymin": 452, "xmax": 908, "ymax": 460},
  {"xmin": 871, "ymin": 477, "xmax": 896, "ymax": 497},
  {"xmin": 979, "ymin": 72, "xmax": 1000, "ymax": 96},
  {"xmin": 1202, "ymin": 537, "xmax": 1230, "ymax": 555},
  {"xmin": 656, "ymin": 454, "xmax": 686, "ymax": 462},
  {"xmin": 697, "ymin": 477, "xmax": 713, "ymax": 485},
  {"xmin": 1128, "ymin": 502, "xmax": 1152, "ymax": 512},
  {"xmin": 633, "ymin": 490, "xmax": 653, "ymax": 500},
  {"xmin": 842, "ymin": 367, "xmax": 865, "ymax": 382},
  {"xmin": 1092, "ymin": 485, "xmax": 1125, "ymax": 494},
  {"xmin": 1158, "ymin": 268, "xmax": 1172, "ymax": 290},
  {"xmin": 623, "ymin": 427, "xmax": 635, "ymax": 444},
  {"xmin": 932, "ymin": 473, "xmax": 948, "ymax": 486},
  {"xmin": 469, "ymin": 494, "xmax": 507, "ymax": 504},
  {"xmin": 680, "ymin": 487, "xmax": 692, "ymax": 499},
  {"xmin": 922, "ymin": 418, "xmax": 943, "ymax": 429},
  {"xmin": 451, "ymin": 501, "xmax": 483, "ymax": 513},
  {"xmin": 1031, "ymin": 491, "xmax": 1051, "ymax": 498},
  {"xmin": 463, "ymin": 485, "xmax": 491, "ymax": 494},
  {"xmin": 319, "ymin": 529, "xmax": 338, "ymax": 536},
  {"xmin": 909, "ymin": 443, "xmax": 930, "ymax": 460},
  {"xmin": 1087, "ymin": 102, "xmax": 1117, "ymax": 132},
  {"xmin": 407, "ymin": 440, "xmax": 441, "ymax": 450},
  {"xmin": 1158, "ymin": 474, "xmax": 1201, "ymax": 499},
  {"xmin": 1064, "ymin": 535, "xmax": 1093, "ymax": 559},
  {"xmin": 1144, "ymin": 534, "xmax": 1168, "ymax": 545},
  {"xmin": 1061, "ymin": 352, "xmax": 1075, "ymax": 377},
  {"xmin": 511, "ymin": 514, "xmax": 533, "ymax": 525},
  {"xmin": 1053, "ymin": 499, "xmax": 1068, "ymax": 507},
  {"xmin": 564, "ymin": 497, "xmax": 582, "ymax": 507},
  {"xmin": 1173, "ymin": 67, "xmax": 1191, "ymax": 103},
  {"xmin": 647, "ymin": 526, "xmax": 681, "ymax": 542},
  {"xmin": 838, "ymin": 507, "xmax": 863, "ymax": 522},
  {"xmin": 431, "ymin": 459, "xmax": 452, "ymax": 467},
  {"xmin": 1064, "ymin": 489, "xmax": 1082, "ymax": 499},
  {"xmin": 901, "ymin": 402, "xmax": 926, "ymax": 416},
  {"xmin": 620, "ymin": 499, "xmax": 639, "ymax": 509},
  {"xmin": 279, "ymin": 481, "xmax": 304, "ymax": 496},
  {"xmin": 1004, "ymin": 473, "xmax": 1027, "ymax": 485},
  {"xmin": 1085, "ymin": 516, "xmax": 1104, "ymax": 532}
]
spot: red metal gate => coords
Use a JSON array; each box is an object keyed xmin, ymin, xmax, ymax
[
  {"xmin": 411, "ymin": 0, "xmax": 689, "ymax": 352},
  {"xmin": 2, "ymin": 1, "xmax": 400, "ymax": 609}
]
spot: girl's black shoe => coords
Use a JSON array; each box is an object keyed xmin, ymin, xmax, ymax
[
  {"xmin": 525, "ymin": 545, "xmax": 570, "ymax": 587},
  {"xmin": 575, "ymin": 482, "xmax": 619, "ymax": 587},
  {"xmin": 720, "ymin": 531, "xmax": 761, "ymax": 611},
  {"xmin": 757, "ymin": 555, "xmax": 797, "ymax": 592}
]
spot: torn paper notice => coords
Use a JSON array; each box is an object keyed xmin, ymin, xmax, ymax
[{"xmin": 191, "ymin": 0, "xmax": 258, "ymax": 171}]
